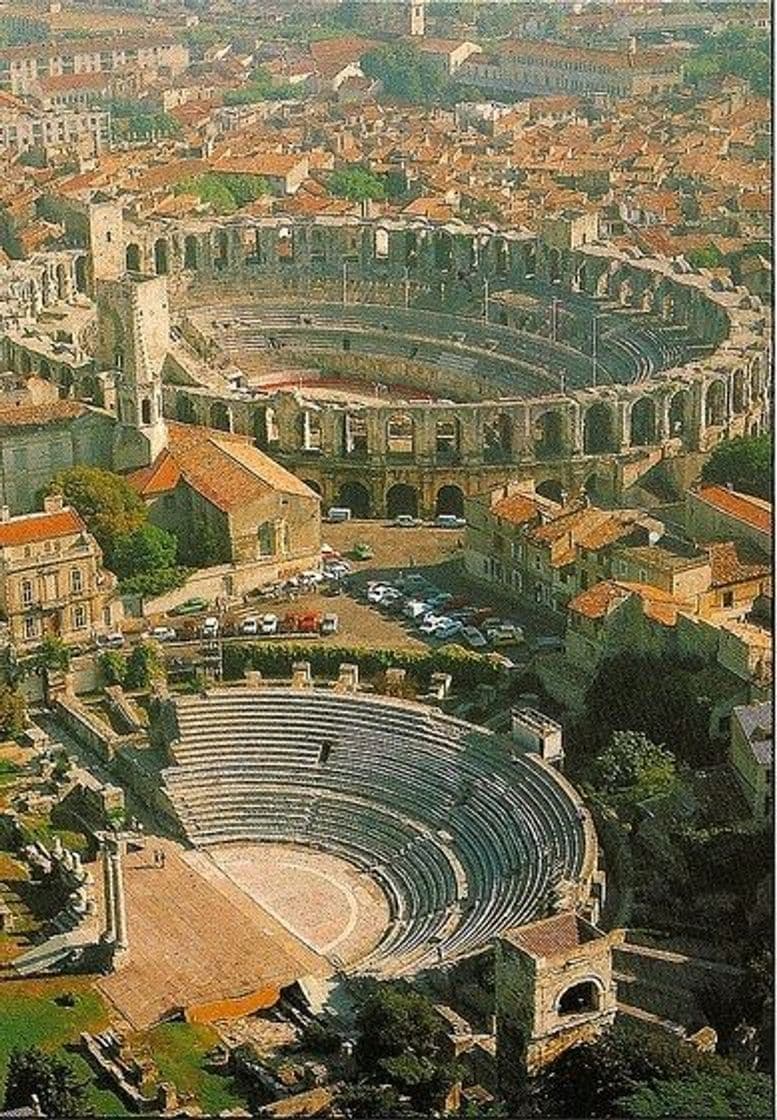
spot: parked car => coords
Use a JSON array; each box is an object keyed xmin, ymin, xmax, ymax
[
  {"xmin": 97, "ymin": 631, "xmax": 125, "ymax": 649},
  {"xmin": 260, "ymin": 613, "xmax": 279, "ymax": 635},
  {"xmin": 325, "ymin": 561, "xmax": 351, "ymax": 579},
  {"xmin": 462, "ymin": 626, "xmax": 487, "ymax": 649},
  {"xmin": 323, "ymin": 581, "xmax": 342, "ymax": 597},
  {"xmin": 404, "ymin": 599, "xmax": 433, "ymax": 620},
  {"xmin": 201, "ymin": 616, "xmax": 220, "ymax": 639},
  {"xmin": 434, "ymin": 619, "xmax": 464, "ymax": 641},
  {"xmin": 172, "ymin": 597, "xmax": 208, "ymax": 616},
  {"xmin": 297, "ymin": 612, "xmax": 321, "ymax": 633},
  {"xmin": 148, "ymin": 626, "xmax": 177, "ymax": 642},
  {"xmin": 393, "ymin": 514, "xmax": 421, "ymax": 528},
  {"xmin": 367, "ymin": 583, "xmax": 392, "ymax": 604},
  {"xmin": 488, "ymin": 622, "xmax": 525, "ymax": 646},
  {"xmin": 418, "ymin": 614, "xmax": 447, "ymax": 635},
  {"xmin": 435, "ymin": 514, "xmax": 466, "ymax": 529},
  {"xmin": 300, "ymin": 569, "xmax": 325, "ymax": 585},
  {"xmin": 326, "ymin": 507, "xmax": 352, "ymax": 523},
  {"xmin": 533, "ymin": 635, "xmax": 565, "ymax": 652},
  {"xmin": 320, "ymin": 613, "xmax": 339, "ymax": 635},
  {"xmin": 351, "ymin": 542, "xmax": 374, "ymax": 561},
  {"xmin": 240, "ymin": 617, "xmax": 259, "ymax": 636}
]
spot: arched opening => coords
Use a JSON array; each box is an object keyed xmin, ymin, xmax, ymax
[
  {"xmin": 548, "ymin": 246, "xmax": 561, "ymax": 283},
  {"xmin": 536, "ymin": 479, "xmax": 565, "ymax": 504},
  {"xmin": 374, "ymin": 227, "xmax": 389, "ymax": 260},
  {"xmin": 641, "ymin": 287, "xmax": 654, "ymax": 313},
  {"xmin": 209, "ymin": 401, "xmax": 231, "ymax": 431},
  {"xmin": 558, "ymin": 980, "xmax": 601, "ymax": 1016},
  {"xmin": 404, "ymin": 229, "xmax": 418, "ymax": 269},
  {"xmin": 214, "ymin": 230, "xmax": 229, "ymax": 271},
  {"xmin": 343, "ymin": 412, "xmax": 368, "ymax": 457},
  {"xmin": 483, "ymin": 413, "xmax": 512, "ymax": 463},
  {"xmin": 184, "ymin": 235, "xmax": 199, "ymax": 270},
  {"xmin": 125, "ymin": 243, "xmax": 141, "ymax": 272},
  {"xmin": 56, "ymin": 263, "xmax": 68, "ymax": 301},
  {"xmin": 524, "ymin": 243, "xmax": 536, "ymax": 279},
  {"xmin": 629, "ymin": 397, "xmax": 656, "ymax": 446},
  {"xmin": 750, "ymin": 362, "xmax": 763, "ymax": 400},
  {"xmin": 297, "ymin": 410, "xmax": 322, "ymax": 453},
  {"xmin": 141, "ymin": 398, "xmax": 152, "ymax": 425},
  {"xmin": 387, "ymin": 413, "xmax": 415, "ymax": 457},
  {"xmin": 302, "ymin": 479, "xmax": 322, "ymax": 496},
  {"xmin": 732, "ymin": 370, "xmax": 747, "ymax": 414},
  {"xmin": 74, "ymin": 256, "xmax": 88, "ymax": 293},
  {"xmin": 278, "ymin": 226, "xmax": 293, "ymax": 262},
  {"xmin": 435, "ymin": 485, "xmax": 464, "ymax": 517},
  {"xmin": 583, "ymin": 473, "xmax": 600, "ymax": 501},
  {"xmin": 434, "ymin": 232, "xmax": 452, "ymax": 271},
  {"xmin": 154, "ymin": 238, "xmax": 169, "ymax": 275},
  {"xmin": 705, "ymin": 381, "xmax": 726, "ymax": 427},
  {"xmin": 668, "ymin": 389, "xmax": 688, "ymax": 438},
  {"xmin": 574, "ymin": 261, "xmax": 587, "ymax": 293},
  {"xmin": 533, "ymin": 410, "xmax": 563, "ymax": 458},
  {"xmin": 659, "ymin": 292, "xmax": 675, "ymax": 323},
  {"xmin": 176, "ymin": 395, "xmax": 196, "ymax": 424},
  {"xmin": 386, "ymin": 483, "xmax": 418, "ymax": 519},
  {"xmin": 20, "ymin": 351, "xmax": 32, "ymax": 375},
  {"xmin": 618, "ymin": 278, "xmax": 633, "ymax": 307},
  {"xmin": 495, "ymin": 238, "xmax": 508, "ymax": 277},
  {"xmin": 583, "ymin": 403, "xmax": 616, "ymax": 454},
  {"xmin": 435, "ymin": 417, "xmax": 460, "ymax": 462},
  {"xmin": 338, "ymin": 481, "xmax": 370, "ymax": 518},
  {"xmin": 38, "ymin": 359, "xmax": 51, "ymax": 381}
]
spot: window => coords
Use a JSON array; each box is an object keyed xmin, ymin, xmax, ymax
[
  {"xmin": 71, "ymin": 568, "xmax": 83, "ymax": 594},
  {"xmin": 257, "ymin": 521, "xmax": 275, "ymax": 557},
  {"xmin": 21, "ymin": 579, "xmax": 34, "ymax": 606},
  {"xmin": 72, "ymin": 604, "xmax": 87, "ymax": 630},
  {"xmin": 23, "ymin": 616, "xmax": 38, "ymax": 641},
  {"xmin": 722, "ymin": 591, "xmax": 734, "ymax": 608}
]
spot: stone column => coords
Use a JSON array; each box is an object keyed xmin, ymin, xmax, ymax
[
  {"xmin": 102, "ymin": 844, "xmax": 115, "ymax": 945},
  {"xmin": 111, "ymin": 842, "xmax": 128, "ymax": 953}
]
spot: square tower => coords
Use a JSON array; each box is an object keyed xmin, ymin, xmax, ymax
[
  {"xmin": 88, "ymin": 202, "xmax": 126, "ymax": 287},
  {"xmin": 409, "ymin": 0, "xmax": 425, "ymax": 36}
]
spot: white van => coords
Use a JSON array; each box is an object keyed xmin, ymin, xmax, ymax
[
  {"xmin": 435, "ymin": 514, "xmax": 466, "ymax": 529},
  {"xmin": 327, "ymin": 507, "xmax": 352, "ymax": 523}
]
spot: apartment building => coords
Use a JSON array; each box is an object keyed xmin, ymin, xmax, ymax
[
  {"xmin": 460, "ymin": 39, "xmax": 683, "ymax": 100},
  {"xmin": 0, "ymin": 104, "xmax": 111, "ymax": 158},
  {"xmin": 0, "ymin": 37, "xmax": 189, "ymax": 97},
  {"xmin": 0, "ymin": 496, "xmax": 119, "ymax": 650}
]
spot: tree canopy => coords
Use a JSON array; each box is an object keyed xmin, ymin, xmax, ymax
[
  {"xmin": 684, "ymin": 27, "xmax": 771, "ymax": 97},
  {"xmin": 175, "ymin": 171, "xmax": 269, "ymax": 214},
  {"xmin": 44, "ymin": 467, "xmax": 146, "ymax": 562},
  {"xmin": 0, "ymin": 685, "xmax": 26, "ymax": 739},
  {"xmin": 223, "ymin": 65, "xmax": 300, "ymax": 105},
  {"xmin": 109, "ymin": 524, "xmax": 179, "ymax": 581},
  {"xmin": 616, "ymin": 1071, "xmax": 773, "ymax": 1118},
  {"xmin": 362, "ymin": 43, "xmax": 450, "ymax": 104},
  {"xmin": 328, "ymin": 167, "xmax": 387, "ymax": 202},
  {"xmin": 701, "ymin": 433, "xmax": 772, "ymax": 501},
  {"xmin": 3, "ymin": 1047, "xmax": 93, "ymax": 1117},
  {"xmin": 594, "ymin": 730, "xmax": 679, "ymax": 806}
]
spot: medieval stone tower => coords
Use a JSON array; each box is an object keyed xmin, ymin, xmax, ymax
[
  {"xmin": 88, "ymin": 200, "xmax": 126, "ymax": 289},
  {"xmin": 495, "ymin": 912, "xmax": 623, "ymax": 1091}
]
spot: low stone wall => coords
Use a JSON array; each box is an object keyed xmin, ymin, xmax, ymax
[{"xmin": 54, "ymin": 691, "xmax": 121, "ymax": 762}]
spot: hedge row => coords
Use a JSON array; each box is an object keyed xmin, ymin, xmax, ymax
[{"xmin": 222, "ymin": 642, "xmax": 502, "ymax": 688}]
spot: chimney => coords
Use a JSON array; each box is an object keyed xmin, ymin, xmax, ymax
[{"xmin": 44, "ymin": 493, "xmax": 64, "ymax": 514}]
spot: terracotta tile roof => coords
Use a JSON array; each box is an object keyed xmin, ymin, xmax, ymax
[
  {"xmin": 0, "ymin": 400, "xmax": 87, "ymax": 428},
  {"xmin": 492, "ymin": 492, "xmax": 539, "ymax": 526},
  {"xmin": 503, "ymin": 912, "xmax": 587, "ymax": 958},
  {"xmin": 0, "ymin": 508, "xmax": 84, "ymax": 548},
  {"xmin": 127, "ymin": 449, "xmax": 182, "ymax": 498},
  {"xmin": 695, "ymin": 485, "xmax": 771, "ymax": 534},
  {"xmin": 707, "ymin": 541, "xmax": 771, "ymax": 587},
  {"xmin": 568, "ymin": 579, "xmax": 629, "ymax": 620},
  {"xmin": 618, "ymin": 581, "xmax": 680, "ymax": 626}
]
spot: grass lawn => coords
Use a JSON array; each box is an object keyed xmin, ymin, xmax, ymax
[
  {"xmin": 132, "ymin": 1022, "xmax": 247, "ymax": 1114},
  {"xmin": 0, "ymin": 977, "xmax": 128, "ymax": 1115}
]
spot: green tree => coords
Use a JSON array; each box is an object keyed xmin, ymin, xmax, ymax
[
  {"xmin": 0, "ymin": 684, "xmax": 26, "ymax": 738},
  {"xmin": 362, "ymin": 42, "xmax": 449, "ymax": 104},
  {"xmin": 701, "ymin": 433, "xmax": 773, "ymax": 501},
  {"xmin": 123, "ymin": 641, "xmax": 166, "ymax": 691},
  {"xmin": 44, "ymin": 467, "xmax": 146, "ymax": 563},
  {"xmin": 36, "ymin": 636, "xmax": 71, "ymax": 674},
  {"xmin": 617, "ymin": 1071, "xmax": 773, "ymax": 1118},
  {"xmin": 686, "ymin": 245, "xmax": 723, "ymax": 270},
  {"xmin": 99, "ymin": 650, "xmax": 127, "ymax": 687},
  {"xmin": 3, "ymin": 1047, "xmax": 93, "ymax": 1117},
  {"xmin": 329, "ymin": 167, "xmax": 387, "ymax": 202},
  {"xmin": 110, "ymin": 524, "xmax": 178, "ymax": 580},
  {"xmin": 594, "ymin": 731, "xmax": 679, "ymax": 804}
]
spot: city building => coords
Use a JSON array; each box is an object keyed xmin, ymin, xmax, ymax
[
  {"xmin": 686, "ymin": 484, "xmax": 771, "ymax": 553},
  {"xmin": 0, "ymin": 104, "xmax": 111, "ymax": 159},
  {"xmin": 0, "ymin": 37, "xmax": 189, "ymax": 97},
  {"xmin": 729, "ymin": 700, "xmax": 773, "ymax": 819},
  {"xmin": 0, "ymin": 494, "xmax": 119, "ymax": 649}
]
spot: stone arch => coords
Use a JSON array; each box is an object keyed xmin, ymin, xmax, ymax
[
  {"xmin": 176, "ymin": 394, "xmax": 196, "ymax": 423},
  {"xmin": 386, "ymin": 483, "xmax": 418, "ymax": 519},
  {"xmin": 668, "ymin": 389, "xmax": 689, "ymax": 437},
  {"xmin": 209, "ymin": 400, "xmax": 231, "ymax": 431},
  {"xmin": 524, "ymin": 242, "xmax": 536, "ymax": 278},
  {"xmin": 56, "ymin": 262, "xmax": 68, "ymax": 301},
  {"xmin": 435, "ymin": 484, "xmax": 464, "ymax": 517},
  {"xmin": 583, "ymin": 402, "xmax": 616, "ymax": 454},
  {"xmin": 154, "ymin": 238, "xmax": 169, "ymax": 275},
  {"xmin": 435, "ymin": 417, "xmax": 460, "ymax": 461},
  {"xmin": 343, "ymin": 412, "xmax": 368, "ymax": 457},
  {"xmin": 629, "ymin": 396, "xmax": 656, "ymax": 446},
  {"xmin": 704, "ymin": 380, "xmax": 726, "ymax": 427},
  {"xmin": 74, "ymin": 256, "xmax": 88, "ymax": 293},
  {"xmin": 557, "ymin": 979, "xmax": 602, "ymax": 1016},
  {"xmin": 338, "ymin": 480, "xmax": 370, "ymax": 518},
  {"xmin": 548, "ymin": 246, "xmax": 562, "ymax": 283},
  {"xmin": 495, "ymin": 238, "xmax": 508, "ymax": 277},
  {"xmin": 184, "ymin": 235, "xmax": 199, "ymax": 270},
  {"xmin": 533, "ymin": 410, "xmax": 563, "ymax": 458},
  {"xmin": 125, "ymin": 243, "xmax": 141, "ymax": 272},
  {"xmin": 302, "ymin": 478, "xmax": 322, "ymax": 496},
  {"xmin": 214, "ymin": 230, "xmax": 229, "ymax": 271},
  {"xmin": 536, "ymin": 479, "xmax": 565, "ymax": 504},
  {"xmin": 141, "ymin": 397, "xmax": 153, "ymax": 425},
  {"xmin": 583, "ymin": 472, "xmax": 600, "ymax": 500},
  {"xmin": 731, "ymin": 369, "xmax": 747, "ymax": 414},
  {"xmin": 434, "ymin": 231, "xmax": 452, "ymax": 271},
  {"xmin": 640, "ymin": 286, "xmax": 655, "ymax": 313},
  {"xmin": 387, "ymin": 412, "xmax": 415, "ymax": 456},
  {"xmin": 483, "ymin": 412, "xmax": 512, "ymax": 463}
]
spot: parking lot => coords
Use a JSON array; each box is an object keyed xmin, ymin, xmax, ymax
[{"xmin": 116, "ymin": 522, "xmax": 564, "ymax": 664}]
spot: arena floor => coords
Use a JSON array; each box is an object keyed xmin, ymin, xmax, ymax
[{"xmin": 97, "ymin": 838, "xmax": 329, "ymax": 1030}]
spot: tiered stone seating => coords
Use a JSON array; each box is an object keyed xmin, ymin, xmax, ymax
[{"xmin": 162, "ymin": 689, "xmax": 588, "ymax": 974}]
